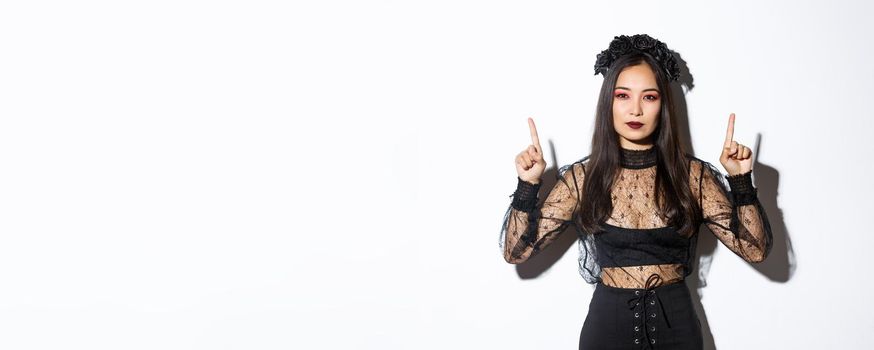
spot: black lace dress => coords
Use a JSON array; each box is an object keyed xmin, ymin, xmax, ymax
[{"xmin": 499, "ymin": 146, "xmax": 773, "ymax": 350}]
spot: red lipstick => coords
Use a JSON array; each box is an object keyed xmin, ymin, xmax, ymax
[{"xmin": 626, "ymin": 122, "xmax": 643, "ymax": 129}]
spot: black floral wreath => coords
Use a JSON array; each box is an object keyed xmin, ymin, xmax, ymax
[{"xmin": 593, "ymin": 34, "xmax": 680, "ymax": 81}]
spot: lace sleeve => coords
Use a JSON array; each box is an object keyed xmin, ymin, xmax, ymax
[
  {"xmin": 697, "ymin": 160, "xmax": 773, "ymax": 263},
  {"xmin": 499, "ymin": 162, "xmax": 585, "ymax": 264}
]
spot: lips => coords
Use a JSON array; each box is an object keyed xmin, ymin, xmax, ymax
[{"xmin": 626, "ymin": 122, "xmax": 643, "ymax": 129}]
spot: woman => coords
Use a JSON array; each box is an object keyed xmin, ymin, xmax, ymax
[{"xmin": 499, "ymin": 34, "xmax": 773, "ymax": 350}]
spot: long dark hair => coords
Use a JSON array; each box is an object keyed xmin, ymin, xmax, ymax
[{"xmin": 577, "ymin": 52, "xmax": 700, "ymax": 237}]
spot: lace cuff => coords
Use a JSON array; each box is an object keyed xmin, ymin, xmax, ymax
[
  {"xmin": 725, "ymin": 170, "xmax": 757, "ymax": 206},
  {"xmin": 511, "ymin": 177, "xmax": 541, "ymax": 212}
]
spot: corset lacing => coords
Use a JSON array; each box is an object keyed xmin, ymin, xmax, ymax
[{"xmin": 626, "ymin": 273, "xmax": 672, "ymax": 348}]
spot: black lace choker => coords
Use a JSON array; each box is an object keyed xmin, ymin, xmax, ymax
[{"xmin": 620, "ymin": 146, "xmax": 657, "ymax": 169}]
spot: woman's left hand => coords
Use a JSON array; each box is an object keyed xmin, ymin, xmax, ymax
[{"xmin": 719, "ymin": 113, "xmax": 753, "ymax": 176}]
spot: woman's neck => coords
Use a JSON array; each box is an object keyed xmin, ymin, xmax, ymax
[{"xmin": 619, "ymin": 145, "xmax": 657, "ymax": 169}]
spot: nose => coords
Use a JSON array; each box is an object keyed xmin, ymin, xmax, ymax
[{"xmin": 630, "ymin": 101, "xmax": 643, "ymax": 117}]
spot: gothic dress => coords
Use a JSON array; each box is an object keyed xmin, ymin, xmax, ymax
[{"xmin": 499, "ymin": 146, "xmax": 773, "ymax": 350}]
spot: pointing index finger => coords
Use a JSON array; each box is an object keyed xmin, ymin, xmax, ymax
[
  {"xmin": 724, "ymin": 113, "xmax": 735, "ymax": 148},
  {"xmin": 528, "ymin": 117, "xmax": 542, "ymax": 152}
]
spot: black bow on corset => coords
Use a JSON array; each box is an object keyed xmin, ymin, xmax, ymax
[{"xmin": 626, "ymin": 274, "xmax": 672, "ymax": 348}]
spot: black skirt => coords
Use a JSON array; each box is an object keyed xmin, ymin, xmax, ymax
[{"xmin": 579, "ymin": 280, "xmax": 703, "ymax": 350}]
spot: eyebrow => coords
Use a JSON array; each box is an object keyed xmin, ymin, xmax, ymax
[{"xmin": 615, "ymin": 86, "xmax": 660, "ymax": 93}]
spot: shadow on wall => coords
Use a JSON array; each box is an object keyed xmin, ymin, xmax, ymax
[{"xmin": 506, "ymin": 52, "xmax": 795, "ymax": 350}]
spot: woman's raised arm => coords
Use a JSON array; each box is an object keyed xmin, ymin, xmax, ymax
[
  {"xmin": 499, "ymin": 117, "xmax": 586, "ymax": 263},
  {"xmin": 695, "ymin": 160, "xmax": 773, "ymax": 263},
  {"xmin": 500, "ymin": 162, "xmax": 586, "ymax": 264},
  {"xmin": 696, "ymin": 113, "xmax": 773, "ymax": 263}
]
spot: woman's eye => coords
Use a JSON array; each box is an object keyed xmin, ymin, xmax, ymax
[
  {"xmin": 615, "ymin": 93, "xmax": 628, "ymax": 99},
  {"xmin": 644, "ymin": 95, "xmax": 659, "ymax": 101}
]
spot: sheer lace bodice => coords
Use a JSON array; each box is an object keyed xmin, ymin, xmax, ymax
[{"xmin": 499, "ymin": 146, "xmax": 773, "ymax": 289}]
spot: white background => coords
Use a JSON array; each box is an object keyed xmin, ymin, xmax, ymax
[{"xmin": 0, "ymin": 1, "xmax": 871, "ymax": 349}]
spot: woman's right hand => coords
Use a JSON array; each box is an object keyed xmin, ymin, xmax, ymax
[{"xmin": 515, "ymin": 117, "xmax": 546, "ymax": 185}]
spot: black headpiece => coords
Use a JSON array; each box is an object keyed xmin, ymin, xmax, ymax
[{"xmin": 593, "ymin": 34, "xmax": 680, "ymax": 81}]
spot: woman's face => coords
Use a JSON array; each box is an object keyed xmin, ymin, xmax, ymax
[{"xmin": 612, "ymin": 62, "xmax": 661, "ymax": 149}]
